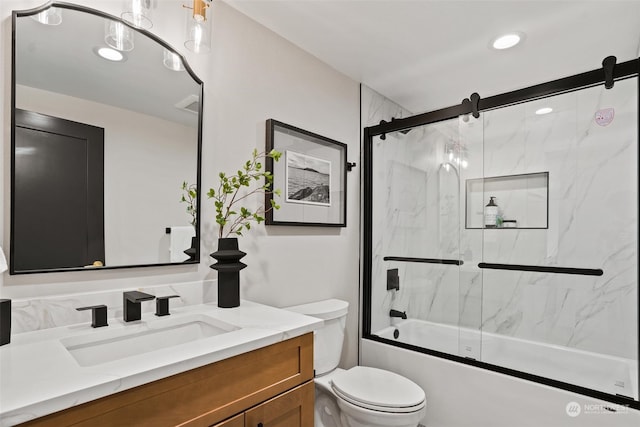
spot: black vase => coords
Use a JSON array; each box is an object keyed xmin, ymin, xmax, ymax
[
  {"xmin": 183, "ymin": 236, "xmax": 198, "ymax": 262},
  {"xmin": 210, "ymin": 238, "xmax": 246, "ymax": 308}
]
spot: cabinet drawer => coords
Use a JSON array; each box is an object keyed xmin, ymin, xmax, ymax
[
  {"xmin": 21, "ymin": 333, "xmax": 313, "ymax": 427},
  {"xmin": 212, "ymin": 413, "xmax": 244, "ymax": 427},
  {"xmin": 245, "ymin": 381, "xmax": 314, "ymax": 427}
]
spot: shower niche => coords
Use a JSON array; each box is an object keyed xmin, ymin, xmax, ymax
[{"xmin": 465, "ymin": 172, "xmax": 549, "ymax": 229}]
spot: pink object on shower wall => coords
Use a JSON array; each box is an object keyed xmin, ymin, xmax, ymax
[{"xmin": 595, "ymin": 108, "xmax": 615, "ymax": 126}]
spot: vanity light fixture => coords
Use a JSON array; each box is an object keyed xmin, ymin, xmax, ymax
[
  {"xmin": 491, "ymin": 32, "xmax": 523, "ymax": 50},
  {"xmin": 105, "ymin": 20, "xmax": 134, "ymax": 52},
  {"xmin": 163, "ymin": 49, "xmax": 185, "ymax": 71},
  {"xmin": 94, "ymin": 46, "xmax": 126, "ymax": 62},
  {"xmin": 121, "ymin": 0, "xmax": 153, "ymax": 29},
  {"xmin": 535, "ymin": 107, "xmax": 553, "ymax": 115},
  {"xmin": 30, "ymin": 7, "xmax": 62, "ymax": 25},
  {"xmin": 184, "ymin": 0, "xmax": 212, "ymax": 53}
]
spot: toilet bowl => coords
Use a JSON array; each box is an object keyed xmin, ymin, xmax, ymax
[{"xmin": 286, "ymin": 299, "xmax": 426, "ymax": 427}]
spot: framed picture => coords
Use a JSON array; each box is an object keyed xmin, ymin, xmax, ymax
[{"xmin": 265, "ymin": 119, "xmax": 347, "ymax": 226}]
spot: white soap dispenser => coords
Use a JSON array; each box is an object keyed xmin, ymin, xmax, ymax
[{"xmin": 484, "ymin": 196, "xmax": 499, "ymax": 228}]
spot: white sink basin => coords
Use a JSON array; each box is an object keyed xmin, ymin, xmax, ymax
[{"xmin": 61, "ymin": 314, "xmax": 239, "ymax": 367}]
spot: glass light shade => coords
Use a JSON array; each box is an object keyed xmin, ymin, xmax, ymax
[
  {"xmin": 105, "ymin": 20, "xmax": 134, "ymax": 52},
  {"xmin": 30, "ymin": 7, "xmax": 62, "ymax": 25},
  {"xmin": 184, "ymin": 1, "xmax": 211, "ymax": 53},
  {"xmin": 121, "ymin": 0, "xmax": 152, "ymax": 29},
  {"xmin": 163, "ymin": 49, "xmax": 185, "ymax": 71}
]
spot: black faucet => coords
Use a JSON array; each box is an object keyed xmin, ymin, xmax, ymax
[
  {"xmin": 76, "ymin": 304, "xmax": 109, "ymax": 328},
  {"xmin": 123, "ymin": 291, "xmax": 156, "ymax": 322},
  {"xmin": 389, "ymin": 309, "xmax": 407, "ymax": 319}
]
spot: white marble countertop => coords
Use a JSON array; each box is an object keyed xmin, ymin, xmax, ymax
[{"xmin": 0, "ymin": 300, "xmax": 322, "ymax": 426}]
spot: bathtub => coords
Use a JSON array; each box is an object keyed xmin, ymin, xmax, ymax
[{"xmin": 376, "ymin": 318, "xmax": 638, "ymax": 400}]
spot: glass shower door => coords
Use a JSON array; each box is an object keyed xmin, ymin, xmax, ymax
[
  {"xmin": 477, "ymin": 77, "xmax": 638, "ymax": 400},
  {"xmin": 364, "ymin": 63, "xmax": 639, "ymax": 409},
  {"xmin": 369, "ymin": 117, "xmax": 482, "ymax": 360}
]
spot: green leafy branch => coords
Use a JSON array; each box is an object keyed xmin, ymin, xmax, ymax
[
  {"xmin": 207, "ymin": 149, "xmax": 282, "ymax": 238},
  {"xmin": 180, "ymin": 181, "xmax": 198, "ymax": 227}
]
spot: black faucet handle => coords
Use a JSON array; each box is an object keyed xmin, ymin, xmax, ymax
[
  {"xmin": 155, "ymin": 295, "xmax": 180, "ymax": 317},
  {"xmin": 77, "ymin": 305, "xmax": 109, "ymax": 328}
]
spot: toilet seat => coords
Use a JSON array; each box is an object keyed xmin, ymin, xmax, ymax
[{"xmin": 331, "ymin": 366, "xmax": 426, "ymax": 414}]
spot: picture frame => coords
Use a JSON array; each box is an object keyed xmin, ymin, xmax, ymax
[{"xmin": 265, "ymin": 119, "xmax": 347, "ymax": 227}]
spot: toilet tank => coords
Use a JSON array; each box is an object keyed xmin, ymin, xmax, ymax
[{"xmin": 285, "ymin": 299, "xmax": 349, "ymax": 376}]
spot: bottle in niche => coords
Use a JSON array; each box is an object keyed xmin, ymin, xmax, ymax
[{"xmin": 484, "ymin": 196, "xmax": 499, "ymax": 228}]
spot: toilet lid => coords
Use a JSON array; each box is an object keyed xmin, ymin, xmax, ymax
[{"xmin": 330, "ymin": 366, "xmax": 425, "ymax": 413}]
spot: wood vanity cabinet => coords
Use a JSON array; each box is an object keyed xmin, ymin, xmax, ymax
[
  {"xmin": 20, "ymin": 333, "xmax": 314, "ymax": 427},
  {"xmin": 214, "ymin": 381, "xmax": 314, "ymax": 427}
]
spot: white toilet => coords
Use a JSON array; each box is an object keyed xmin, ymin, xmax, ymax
[{"xmin": 286, "ymin": 299, "xmax": 426, "ymax": 427}]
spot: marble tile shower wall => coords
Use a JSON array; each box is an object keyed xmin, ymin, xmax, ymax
[
  {"xmin": 365, "ymin": 79, "xmax": 638, "ymax": 360},
  {"xmin": 365, "ymin": 83, "xmax": 465, "ymax": 334},
  {"xmin": 362, "ymin": 85, "xmax": 415, "ymax": 334},
  {"xmin": 384, "ymin": 120, "xmax": 465, "ymax": 329}
]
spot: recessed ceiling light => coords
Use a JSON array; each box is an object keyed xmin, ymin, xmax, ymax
[
  {"xmin": 492, "ymin": 33, "xmax": 523, "ymax": 50},
  {"xmin": 93, "ymin": 46, "xmax": 126, "ymax": 62},
  {"xmin": 535, "ymin": 107, "xmax": 553, "ymax": 115}
]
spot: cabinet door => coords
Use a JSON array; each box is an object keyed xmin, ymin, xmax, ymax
[
  {"xmin": 245, "ymin": 381, "xmax": 314, "ymax": 427},
  {"xmin": 212, "ymin": 413, "xmax": 244, "ymax": 427}
]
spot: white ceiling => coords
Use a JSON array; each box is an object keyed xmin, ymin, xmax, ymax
[{"xmin": 225, "ymin": 0, "xmax": 640, "ymax": 114}]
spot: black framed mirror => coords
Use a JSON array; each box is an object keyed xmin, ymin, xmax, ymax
[{"xmin": 11, "ymin": 2, "xmax": 203, "ymax": 274}]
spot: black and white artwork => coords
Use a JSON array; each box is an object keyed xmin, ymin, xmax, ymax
[
  {"xmin": 265, "ymin": 119, "xmax": 347, "ymax": 227},
  {"xmin": 286, "ymin": 151, "xmax": 331, "ymax": 206}
]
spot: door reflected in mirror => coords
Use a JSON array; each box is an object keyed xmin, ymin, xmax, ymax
[{"xmin": 11, "ymin": 2, "xmax": 202, "ymax": 274}]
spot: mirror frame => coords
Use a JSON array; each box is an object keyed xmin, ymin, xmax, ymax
[{"xmin": 10, "ymin": 1, "xmax": 203, "ymax": 274}]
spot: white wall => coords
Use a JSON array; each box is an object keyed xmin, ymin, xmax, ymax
[{"xmin": 1, "ymin": 0, "xmax": 360, "ymax": 368}]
